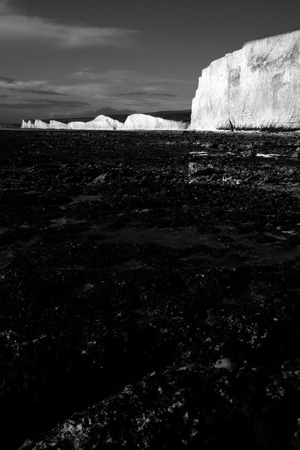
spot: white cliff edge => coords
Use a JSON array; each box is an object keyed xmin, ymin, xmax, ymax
[
  {"xmin": 21, "ymin": 115, "xmax": 123, "ymax": 130},
  {"xmin": 49, "ymin": 120, "xmax": 68, "ymax": 129},
  {"xmin": 123, "ymin": 114, "xmax": 188, "ymax": 130},
  {"xmin": 190, "ymin": 29, "xmax": 300, "ymax": 131},
  {"xmin": 33, "ymin": 120, "xmax": 50, "ymax": 129},
  {"xmin": 21, "ymin": 119, "xmax": 66, "ymax": 129},
  {"xmin": 67, "ymin": 115, "xmax": 123, "ymax": 130},
  {"xmin": 21, "ymin": 120, "xmax": 34, "ymax": 129},
  {"xmin": 21, "ymin": 114, "xmax": 187, "ymax": 131}
]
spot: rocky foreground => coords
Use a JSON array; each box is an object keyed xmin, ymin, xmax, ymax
[{"xmin": 1, "ymin": 130, "xmax": 300, "ymax": 449}]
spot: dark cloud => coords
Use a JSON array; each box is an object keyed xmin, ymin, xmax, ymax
[
  {"xmin": 0, "ymin": 76, "xmax": 69, "ymax": 96},
  {"xmin": 0, "ymin": 2, "xmax": 138, "ymax": 49},
  {"xmin": 87, "ymin": 106, "xmax": 135, "ymax": 115},
  {"xmin": 27, "ymin": 98, "xmax": 89, "ymax": 105},
  {"xmin": 0, "ymin": 98, "xmax": 89, "ymax": 109},
  {"xmin": 0, "ymin": 75, "xmax": 17, "ymax": 83},
  {"xmin": 0, "ymin": 94, "xmax": 9, "ymax": 98},
  {"xmin": 9, "ymin": 87, "xmax": 68, "ymax": 96},
  {"xmin": 117, "ymin": 91, "xmax": 177, "ymax": 98}
]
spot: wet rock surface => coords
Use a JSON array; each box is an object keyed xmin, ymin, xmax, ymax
[{"xmin": 1, "ymin": 130, "xmax": 300, "ymax": 449}]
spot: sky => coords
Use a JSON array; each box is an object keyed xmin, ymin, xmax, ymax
[{"xmin": 1, "ymin": 0, "xmax": 300, "ymax": 123}]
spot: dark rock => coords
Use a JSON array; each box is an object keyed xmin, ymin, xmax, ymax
[
  {"xmin": 291, "ymin": 147, "xmax": 300, "ymax": 159},
  {"xmin": 1, "ymin": 130, "xmax": 300, "ymax": 449}
]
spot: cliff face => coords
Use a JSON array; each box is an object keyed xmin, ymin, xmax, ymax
[
  {"xmin": 21, "ymin": 120, "xmax": 34, "ymax": 129},
  {"xmin": 21, "ymin": 115, "xmax": 123, "ymax": 130},
  {"xmin": 123, "ymin": 114, "xmax": 188, "ymax": 130},
  {"xmin": 86, "ymin": 115, "xmax": 124, "ymax": 130},
  {"xmin": 67, "ymin": 115, "xmax": 123, "ymax": 130},
  {"xmin": 33, "ymin": 120, "xmax": 50, "ymax": 129},
  {"xmin": 49, "ymin": 120, "xmax": 67, "ymax": 129},
  {"xmin": 190, "ymin": 29, "xmax": 300, "ymax": 130},
  {"xmin": 21, "ymin": 114, "xmax": 188, "ymax": 131}
]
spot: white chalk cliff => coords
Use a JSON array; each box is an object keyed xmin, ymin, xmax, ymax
[
  {"xmin": 21, "ymin": 119, "xmax": 51, "ymax": 129},
  {"xmin": 191, "ymin": 29, "xmax": 300, "ymax": 130},
  {"xmin": 21, "ymin": 114, "xmax": 186, "ymax": 131},
  {"xmin": 21, "ymin": 115, "xmax": 123, "ymax": 130},
  {"xmin": 123, "ymin": 114, "xmax": 188, "ymax": 130},
  {"xmin": 33, "ymin": 119, "xmax": 50, "ymax": 129},
  {"xmin": 21, "ymin": 120, "xmax": 34, "ymax": 129},
  {"xmin": 67, "ymin": 115, "xmax": 123, "ymax": 130},
  {"xmin": 49, "ymin": 120, "xmax": 67, "ymax": 129},
  {"xmin": 21, "ymin": 119, "xmax": 64, "ymax": 129}
]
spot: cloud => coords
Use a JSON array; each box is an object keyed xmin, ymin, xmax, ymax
[
  {"xmin": 0, "ymin": 98, "xmax": 89, "ymax": 109},
  {"xmin": 0, "ymin": 1, "xmax": 137, "ymax": 48},
  {"xmin": 69, "ymin": 68, "xmax": 109, "ymax": 81},
  {"xmin": 64, "ymin": 69, "xmax": 186, "ymax": 111},
  {"xmin": 0, "ymin": 76, "xmax": 69, "ymax": 96},
  {"xmin": 68, "ymin": 68, "xmax": 189, "ymax": 85},
  {"xmin": 65, "ymin": 69, "xmax": 182, "ymax": 101},
  {"xmin": 81, "ymin": 106, "xmax": 136, "ymax": 117},
  {"xmin": 0, "ymin": 0, "xmax": 8, "ymax": 12},
  {"xmin": 68, "ymin": 69, "xmax": 146, "ymax": 84},
  {"xmin": 116, "ymin": 91, "xmax": 177, "ymax": 99},
  {"xmin": 0, "ymin": 75, "xmax": 16, "ymax": 83}
]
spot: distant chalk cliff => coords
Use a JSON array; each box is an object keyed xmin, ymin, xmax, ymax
[
  {"xmin": 21, "ymin": 115, "xmax": 123, "ymax": 130},
  {"xmin": 21, "ymin": 114, "xmax": 187, "ymax": 131},
  {"xmin": 190, "ymin": 29, "xmax": 300, "ymax": 130},
  {"xmin": 123, "ymin": 114, "xmax": 187, "ymax": 130}
]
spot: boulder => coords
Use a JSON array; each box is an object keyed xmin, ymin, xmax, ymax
[
  {"xmin": 190, "ymin": 29, "xmax": 300, "ymax": 131},
  {"xmin": 123, "ymin": 114, "xmax": 188, "ymax": 130}
]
